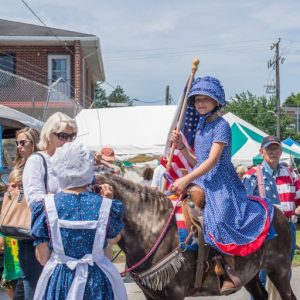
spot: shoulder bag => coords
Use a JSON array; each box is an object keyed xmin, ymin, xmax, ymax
[{"xmin": 0, "ymin": 153, "xmax": 47, "ymax": 239}]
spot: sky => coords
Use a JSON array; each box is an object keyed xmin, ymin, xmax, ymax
[{"xmin": 1, "ymin": 0, "xmax": 300, "ymax": 106}]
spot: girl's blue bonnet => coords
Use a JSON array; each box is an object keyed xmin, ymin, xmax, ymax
[{"xmin": 187, "ymin": 76, "xmax": 226, "ymax": 107}]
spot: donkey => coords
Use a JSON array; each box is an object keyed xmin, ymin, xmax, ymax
[{"xmin": 95, "ymin": 173, "xmax": 296, "ymax": 300}]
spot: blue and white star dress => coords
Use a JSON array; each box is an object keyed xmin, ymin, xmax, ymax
[
  {"xmin": 193, "ymin": 117, "xmax": 274, "ymax": 256},
  {"xmin": 31, "ymin": 191, "xmax": 126, "ymax": 300}
]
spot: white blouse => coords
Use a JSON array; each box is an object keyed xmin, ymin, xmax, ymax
[{"xmin": 23, "ymin": 152, "xmax": 60, "ymax": 210}]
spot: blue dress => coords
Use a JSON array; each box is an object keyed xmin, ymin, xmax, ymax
[
  {"xmin": 194, "ymin": 117, "xmax": 274, "ymax": 256},
  {"xmin": 31, "ymin": 191, "xmax": 124, "ymax": 300}
]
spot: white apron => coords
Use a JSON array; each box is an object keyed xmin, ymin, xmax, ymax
[{"xmin": 34, "ymin": 194, "xmax": 127, "ymax": 300}]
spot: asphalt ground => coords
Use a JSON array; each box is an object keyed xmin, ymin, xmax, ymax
[
  {"xmin": 1, "ymin": 266, "xmax": 299, "ymax": 299},
  {"xmin": 120, "ymin": 264, "xmax": 300, "ymax": 300}
]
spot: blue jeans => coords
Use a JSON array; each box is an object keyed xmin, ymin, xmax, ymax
[
  {"xmin": 18, "ymin": 240, "xmax": 43, "ymax": 300},
  {"xmin": 249, "ymin": 221, "xmax": 296, "ymax": 299}
]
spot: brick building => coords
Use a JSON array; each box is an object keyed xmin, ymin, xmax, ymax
[{"xmin": 0, "ymin": 19, "xmax": 105, "ymax": 119}]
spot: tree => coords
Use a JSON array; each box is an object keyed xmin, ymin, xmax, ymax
[
  {"xmin": 93, "ymin": 84, "xmax": 133, "ymax": 108},
  {"xmin": 107, "ymin": 85, "xmax": 133, "ymax": 106},
  {"xmin": 224, "ymin": 91, "xmax": 300, "ymax": 140},
  {"xmin": 94, "ymin": 83, "xmax": 108, "ymax": 108},
  {"xmin": 283, "ymin": 93, "xmax": 300, "ymax": 107}
]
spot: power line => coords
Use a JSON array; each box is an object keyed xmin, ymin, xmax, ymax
[
  {"xmin": 131, "ymin": 98, "xmax": 163, "ymax": 104},
  {"xmin": 20, "ymin": 0, "xmax": 74, "ymax": 55},
  {"xmin": 104, "ymin": 44, "xmax": 269, "ymax": 62},
  {"xmin": 105, "ymin": 39, "xmax": 274, "ymax": 54},
  {"xmin": 103, "ymin": 80, "xmax": 116, "ymax": 89}
]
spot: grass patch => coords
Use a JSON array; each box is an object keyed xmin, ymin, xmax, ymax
[
  {"xmin": 292, "ymin": 224, "xmax": 300, "ymax": 266},
  {"xmin": 112, "ymin": 245, "xmax": 125, "ymax": 263}
]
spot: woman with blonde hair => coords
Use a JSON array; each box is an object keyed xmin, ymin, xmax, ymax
[
  {"xmin": 21, "ymin": 112, "xmax": 77, "ymax": 300},
  {"xmin": 14, "ymin": 127, "xmax": 39, "ymax": 169},
  {"xmin": 10, "ymin": 127, "xmax": 40, "ymax": 299}
]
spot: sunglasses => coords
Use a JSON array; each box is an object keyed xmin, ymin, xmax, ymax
[
  {"xmin": 8, "ymin": 183, "xmax": 18, "ymax": 189},
  {"xmin": 15, "ymin": 140, "xmax": 31, "ymax": 147},
  {"xmin": 54, "ymin": 132, "xmax": 77, "ymax": 141}
]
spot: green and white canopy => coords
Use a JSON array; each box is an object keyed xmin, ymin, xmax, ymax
[{"xmin": 223, "ymin": 112, "xmax": 300, "ymax": 166}]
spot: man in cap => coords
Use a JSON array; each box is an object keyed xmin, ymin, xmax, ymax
[
  {"xmin": 94, "ymin": 147, "xmax": 121, "ymax": 175},
  {"xmin": 243, "ymin": 135, "xmax": 300, "ymax": 291}
]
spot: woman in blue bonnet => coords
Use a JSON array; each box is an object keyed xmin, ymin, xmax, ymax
[{"xmin": 170, "ymin": 76, "xmax": 274, "ymax": 295}]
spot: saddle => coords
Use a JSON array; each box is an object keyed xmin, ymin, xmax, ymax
[
  {"xmin": 182, "ymin": 184, "xmax": 241, "ymax": 295},
  {"xmin": 182, "ymin": 184, "xmax": 210, "ymax": 290}
]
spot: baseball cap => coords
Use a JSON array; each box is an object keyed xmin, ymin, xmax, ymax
[
  {"xmin": 261, "ymin": 136, "xmax": 281, "ymax": 149},
  {"xmin": 100, "ymin": 147, "xmax": 115, "ymax": 162}
]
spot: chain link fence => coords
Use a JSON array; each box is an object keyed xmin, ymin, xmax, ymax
[{"xmin": 0, "ymin": 69, "xmax": 81, "ymax": 121}]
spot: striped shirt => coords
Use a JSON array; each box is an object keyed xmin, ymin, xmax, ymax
[{"xmin": 243, "ymin": 161, "xmax": 300, "ymax": 222}]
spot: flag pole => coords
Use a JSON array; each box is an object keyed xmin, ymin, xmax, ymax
[{"xmin": 162, "ymin": 58, "xmax": 200, "ymax": 192}]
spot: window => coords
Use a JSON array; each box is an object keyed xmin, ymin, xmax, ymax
[
  {"xmin": 0, "ymin": 53, "xmax": 16, "ymax": 86},
  {"xmin": 48, "ymin": 55, "xmax": 71, "ymax": 97}
]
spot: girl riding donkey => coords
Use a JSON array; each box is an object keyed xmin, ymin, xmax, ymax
[
  {"xmin": 30, "ymin": 142, "xmax": 127, "ymax": 300},
  {"xmin": 170, "ymin": 76, "xmax": 275, "ymax": 295}
]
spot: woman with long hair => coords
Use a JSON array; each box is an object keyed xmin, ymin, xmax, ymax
[{"xmin": 14, "ymin": 127, "xmax": 39, "ymax": 169}]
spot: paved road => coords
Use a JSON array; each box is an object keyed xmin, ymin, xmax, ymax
[
  {"xmin": 2, "ymin": 266, "xmax": 299, "ymax": 299},
  {"xmin": 122, "ymin": 265, "xmax": 300, "ymax": 299}
]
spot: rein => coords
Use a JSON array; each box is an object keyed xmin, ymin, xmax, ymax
[{"xmin": 120, "ymin": 196, "xmax": 182, "ymax": 276}]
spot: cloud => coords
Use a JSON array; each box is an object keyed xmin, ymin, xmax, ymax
[
  {"xmin": 0, "ymin": 0, "xmax": 300, "ymax": 102},
  {"xmin": 252, "ymin": 2, "xmax": 300, "ymax": 31}
]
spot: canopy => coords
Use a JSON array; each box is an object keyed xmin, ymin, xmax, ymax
[
  {"xmin": 0, "ymin": 105, "xmax": 43, "ymax": 133},
  {"xmin": 76, "ymin": 107, "xmax": 300, "ymax": 166},
  {"xmin": 224, "ymin": 113, "xmax": 300, "ymax": 165},
  {"xmin": 76, "ymin": 106, "xmax": 177, "ymax": 160},
  {"xmin": 282, "ymin": 137, "xmax": 300, "ymax": 152},
  {"xmin": 0, "ymin": 105, "xmax": 43, "ymax": 170}
]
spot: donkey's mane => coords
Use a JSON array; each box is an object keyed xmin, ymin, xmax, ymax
[{"xmin": 95, "ymin": 172, "xmax": 172, "ymax": 212}]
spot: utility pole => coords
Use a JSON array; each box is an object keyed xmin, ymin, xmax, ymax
[
  {"xmin": 165, "ymin": 85, "xmax": 171, "ymax": 105},
  {"xmin": 267, "ymin": 38, "xmax": 285, "ymax": 139}
]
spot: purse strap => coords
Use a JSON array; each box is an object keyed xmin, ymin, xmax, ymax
[{"xmin": 32, "ymin": 152, "xmax": 48, "ymax": 192}]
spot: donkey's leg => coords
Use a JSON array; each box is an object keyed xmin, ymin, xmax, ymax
[
  {"xmin": 267, "ymin": 271, "xmax": 296, "ymax": 300},
  {"xmin": 244, "ymin": 273, "xmax": 268, "ymax": 300},
  {"xmin": 141, "ymin": 286, "xmax": 186, "ymax": 300}
]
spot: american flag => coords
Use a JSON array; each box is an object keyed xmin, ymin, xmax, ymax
[{"xmin": 161, "ymin": 80, "xmax": 199, "ymax": 182}]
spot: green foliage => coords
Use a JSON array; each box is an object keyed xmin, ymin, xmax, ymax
[
  {"xmin": 107, "ymin": 85, "xmax": 133, "ymax": 106},
  {"xmin": 93, "ymin": 83, "xmax": 133, "ymax": 108},
  {"xmin": 94, "ymin": 84, "xmax": 108, "ymax": 108},
  {"xmin": 224, "ymin": 91, "xmax": 299, "ymax": 140},
  {"xmin": 283, "ymin": 93, "xmax": 300, "ymax": 107}
]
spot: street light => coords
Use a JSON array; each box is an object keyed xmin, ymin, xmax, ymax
[
  {"xmin": 264, "ymin": 80, "xmax": 280, "ymax": 139},
  {"xmin": 267, "ymin": 110, "xmax": 276, "ymax": 117}
]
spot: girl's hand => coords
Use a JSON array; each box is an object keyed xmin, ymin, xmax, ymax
[
  {"xmin": 295, "ymin": 205, "xmax": 300, "ymax": 216},
  {"xmin": 107, "ymin": 233, "xmax": 121, "ymax": 244},
  {"xmin": 36, "ymin": 242, "xmax": 51, "ymax": 266},
  {"xmin": 100, "ymin": 184, "xmax": 114, "ymax": 199},
  {"xmin": 171, "ymin": 177, "xmax": 190, "ymax": 195},
  {"xmin": 0, "ymin": 237, "xmax": 4, "ymax": 253},
  {"xmin": 170, "ymin": 130, "xmax": 184, "ymax": 150}
]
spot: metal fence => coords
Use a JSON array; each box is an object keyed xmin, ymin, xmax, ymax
[{"xmin": 0, "ymin": 69, "xmax": 81, "ymax": 121}]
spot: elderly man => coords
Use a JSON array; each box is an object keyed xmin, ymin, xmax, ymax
[{"xmin": 243, "ymin": 135, "xmax": 300, "ymax": 292}]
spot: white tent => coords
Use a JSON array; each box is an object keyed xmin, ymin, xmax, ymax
[
  {"xmin": 0, "ymin": 105, "xmax": 43, "ymax": 131},
  {"xmin": 76, "ymin": 106, "xmax": 300, "ymax": 166},
  {"xmin": 76, "ymin": 106, "xmax": 177, "ymax": 160}
]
